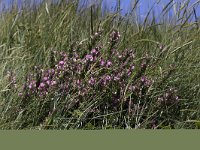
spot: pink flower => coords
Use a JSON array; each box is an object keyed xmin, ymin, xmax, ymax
[
  {"xmin": 39, "ymin": 82, "xmax": 45, "ymax": 88},
  {"xmin": 105, "ymin": 75, "xmax": 111, "ymax": 81},
  {"xmin": 38, "ymin": 82, "xmax": 46, "ymax": 91},
  {"xmin": 91, "ymin": 49, "xmax": 97, "ymax": 55},
  {"xmin": 76, "ymin": 79, "xmax": 81, "ymax": 85},
  {"xmin": 51, "ymin": 80, "xmax": 57, "ymax": 86},
  {"xmin": 51, "ymin": 69, "xmax": 55, "ymax": 74},
  {"xmin": 106, "ymin": 60, "xmax": 112, "ymax": 67},
  {"xmin": 46, "ymin": 80, "xmax": 51, "ymax": 85},
  {"xmin": 85, "ymin": 54, "xmax": 93, "ymax": 62},
  {"xmin": 141, "ymin": 76, "xmax": 146, "ymax": 83},
  {"xmin": 28, "ymin": 84, "xmax": 32, "ymax": 89},
  {"xmin": 88, "ymin": 77, "xmax": 95, "ymax": 85},
  {"xmin": 59, "ymin": 61, "xmax": 65, "ymax": 66},
  {"xmin": 131, "ymin": 65, "xmax": 135, "ymax": 70},
  {"xmin": 28, "ymin": 81, "xmax": 36, "ymax": 89},
  {"xmin": 100, "ymin": 59, "xmax": 106, "ymax": 66},
  {"xmin": 127, "ymin": 71, "xmax": 131, "ymax": 76},
  {"xmin": 43, "ymin": 77, "xmax": 48, "ymax": 81}
]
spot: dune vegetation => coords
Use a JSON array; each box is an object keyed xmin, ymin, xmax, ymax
[{"xmin": 0, "ymin": 0, "xmax": 200, "ymax": 129}]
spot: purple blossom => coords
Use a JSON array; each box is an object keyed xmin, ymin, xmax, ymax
[
  {"xmin": 130, "ymin": 65, "xmax": 135, "ymax": 70},
  {"xmin": 141, "ymin": 76, "xmax": 146, "ymax": 83},
  {"xmin": 127, "ymin": 65, "xmax": 135, "ymax": 76},
  {"xmin": 102, "ymin": 75, "xmax": 112, "ymax": 85},
  {"xmin": 46, "ymin": 80, "xmax": 51, "ymax": 85},
  {"xmin": 106, "ymin": 60, "xmax": 112, "ymax": 68},
  {"xmin": 28, "ymin": 81, "xmax": 36, "ymax": 89},
  {"xmin": 145, "ymin": 79, "xmax": 152, "ymax": 87},
  {"xmin": 76, "ymin": 79, "xmax": 81, "ymax": 85},
  {"xmin": 101, "ymin": 75, "xmax": 111, "ymax": 86},
  {"xmin": 51, "ymin": 81, "xmax": 57, "ymax": 86},
  {"xmin": 15, "ymin": 44, "xmax": 181, "ymax": 119},
  {"xmin": 28, "ymin": 84, "xmax": 32, "ymax": 89},
  {"xmin": 43, "ymin": 77, "xmax": 48, "ymax": 82},
  {"xmin": 127, "ymin": 71, "xmax": 132, "ymax": 76},
  {"xmin": 39, "ymin": 82, "xmax": 45, "ymax": 88},
  {"xmin": 91, "ymin": 49, "xmax": 98, "ymax": 55},
  {"xmin": 140, "ymin": 76, "xmax": 152, "ymax": 87},
  {"xmin": 105, "ymin": 75, "xmax": 111, "ymax": 81},
  {"xmin": 88, "ymin": 77, "xmax": 96, "ymax": 85},
  {"xmin": 59, "ymin": 61, "xmax": 65, "ymax": 66},
  {"xmin": 100, "ymin": 59, "xmax": 106, "ymax": 66},
  {"xmin": 85, "ymin": 54, "xmax": 94, "ymax": 62},
  {"xmin": 48, "ymin": 69, "xmax": 55, "ymax": 75}
]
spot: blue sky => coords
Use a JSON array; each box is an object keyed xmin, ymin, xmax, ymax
[{"xmin": 0, "ymin": 0, "xmax": 200, "ymax": 22}]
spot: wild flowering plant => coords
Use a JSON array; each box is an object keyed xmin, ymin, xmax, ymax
[{"xmin": 12, "ymin": 30, "xmax": 179, "ymax": 129}]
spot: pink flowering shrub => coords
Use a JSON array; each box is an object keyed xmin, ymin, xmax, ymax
[{"xmin": 9, "ymin": 30, "xmax": 179, "ymax": 129}]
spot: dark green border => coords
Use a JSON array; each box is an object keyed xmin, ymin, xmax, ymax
[{"xmin": 0, "ymin": 130, "xmax": 199, "ymax": 149}]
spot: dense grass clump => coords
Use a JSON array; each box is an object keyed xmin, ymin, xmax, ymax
[{"xmin": 0, "ymin": 0, "xmax": 200, "ymax": 129}]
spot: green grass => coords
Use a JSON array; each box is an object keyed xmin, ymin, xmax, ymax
[{"xmin": 0, "ymin": 0, "xmax": 200, "ymax": 129}]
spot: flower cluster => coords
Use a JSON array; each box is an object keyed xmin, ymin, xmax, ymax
[
  {"xmin": 7, "ymin": 30, "xmax": 182, "ymax": 129},
  {"xmin": 15, "ymin": 30, "xmax": 180, "ymax": 124},
  {"xmin": 19, "ymin": 67, "xmax": 58, "ymax": 97},
  {"xmin": 17, "ymin": 44, "xmax": 154, "ymax": 106}
]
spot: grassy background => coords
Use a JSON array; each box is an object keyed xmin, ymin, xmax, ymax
[{"xmin": 0, "ymin": 0, "xmax": 200, "ymax": 129}]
